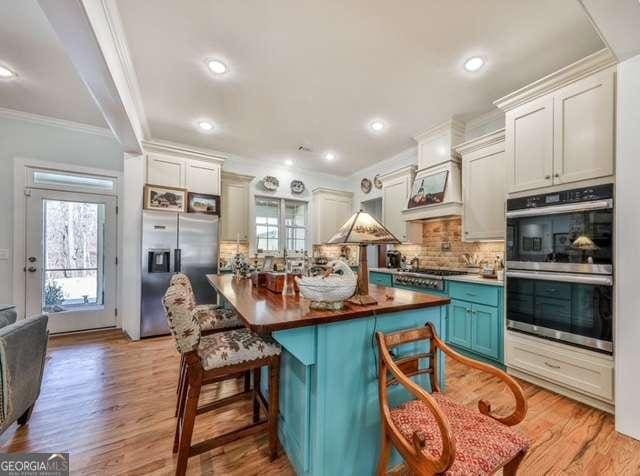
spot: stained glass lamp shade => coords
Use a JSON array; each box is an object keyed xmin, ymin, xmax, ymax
[{"xmin": 326, "ymin": 210, "xmax": 400, "ymax": 305}]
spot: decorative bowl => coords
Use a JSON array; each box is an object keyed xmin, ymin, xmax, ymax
[{"xmin": 295, "ymin": 260, "xmax": 357, "ymax": 308}]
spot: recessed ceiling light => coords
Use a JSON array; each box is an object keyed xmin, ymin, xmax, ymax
[
  {"xmin": 197, "ymin": 121, "xmax": 214, "ymax": 132},
  {"xmin": 369, "ymin": 120, "xmax": 386, "ymax": 132},
  {"xmin": 0, "ymin": 65, "xmax": 16, "ymax": 78},
  {"xmin": 285, "ymin": 159, "xmax": 293, "ymax": 166},
  {"xmin": 324, "ymin": 152, "xmax": 336, "ymax": 161},
  {"xmin": 464, "ymin": 56, "xmax": 485, "ymax": 72},
  {"xmin": 207, "ymin": 59, "xmax": 228, "ymax": 75}
]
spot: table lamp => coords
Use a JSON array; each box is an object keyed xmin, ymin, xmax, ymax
[{"xmin": 326, "ymin": 210, "xmax": 401, "ymax": 305}]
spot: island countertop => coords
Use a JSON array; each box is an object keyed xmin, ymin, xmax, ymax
[{"xmin": 207, "ymin": 274, "xmax": 450, "ymax": 334}]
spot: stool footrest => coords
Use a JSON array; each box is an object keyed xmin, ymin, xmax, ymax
[
  {"xmin": 189, "ymin": 421, "xmax": 268, "ymax": 456},
  {"xmin": 196, "ymin": 390, "xmax": 252, "ymax": 415}
]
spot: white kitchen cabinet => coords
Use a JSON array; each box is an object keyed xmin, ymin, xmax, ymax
[
  {"xmin": 380, "ymin": 166, "xmax": 421, "ymax": 243},
  {"xmin": 506, "ymin": 331, "xmax": 614, "ymax": 412},
  {"xmin": 221, "ymin": 172, "xmax": 253, "ymax": 242},
  {"xmin": 505, "ymin": 96, "xmax": 554, "ymax": 193},
  {"xmin": 147, "ymin": 153, "xmax": 222, "ymax": 195},
  {"xmin": 187, "ymin": 160, "xmax": 221, "ymax": 195},
  {"xmin": 311, "ymin": 188, "xmax": 353, "ymax": 244},
  {"xmin": 147, "ymin": 153, "xmax": 186, "ymax": 189},
  {"xmin": 497, "ymin": 58, "xmax": 616, "ymax": 195},
  {"xmin": 456, "ymin": 130, "xmax": 506, "ymax": 241},
  {"xmin": 553, "ymin": 69, "xmax": 614, "ymax": 185}
]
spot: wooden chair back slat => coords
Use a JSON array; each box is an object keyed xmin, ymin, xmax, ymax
[{"xmin": 383, "ymin": 326, "xmax": 435, "ymax": 349}]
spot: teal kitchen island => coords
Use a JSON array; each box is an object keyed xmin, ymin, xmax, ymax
[{"xmin": 208, "ymin": 274, "xmax": 450, "ymax": 476}]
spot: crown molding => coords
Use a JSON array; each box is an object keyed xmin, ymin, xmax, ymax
[
  {"xmin": 222, "ymin": 171, "xmax": 255, "ymax": 182},
  {"xmin": 413, "ymin": 118, "xmax": 466, "ymax": 143},
  {"xmin": 378, "ymin": 164, "xmax": 417, "ymax": 183},
  {"xmin": 0, "ymin": 107, "xmax": 114, "ymax": 138},
  {"xmin": 463, "ymin": 109, "xmax": 504, "ymax": 135},
  {"xmin": 311, "ymin": 187, "xmax": 353, "ymax": 197},
  {"xmin": 142, "ymin": 139, "xmax": 227, "ymax": 164},
  {"xmin": 454, "ymin": 128, "xmax": 506, "ymax": 155},
  {"xmin": 494, "ymin": 48, "xmax": 617, "ymax": 112}
]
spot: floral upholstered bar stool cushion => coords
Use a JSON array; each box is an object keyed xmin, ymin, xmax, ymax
[
  {"xmin": 198, "ymin": 329, "xmax": 281, "ymax": 370},
  {"xmin": 162, "ymin": 285, "xmax": 201, "ymax": 354},
  {"xmin": 170, "ymin": 273, "xmax": 243, "ymax": 332}
]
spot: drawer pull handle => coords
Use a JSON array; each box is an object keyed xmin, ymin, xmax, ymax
[
  {"xmin": 544, "ymin": 361, "xmax": 561, "ymax": 369},
  {"xmin": 466, "ymin": 292, "xmax": 477, "ymax": 297}
]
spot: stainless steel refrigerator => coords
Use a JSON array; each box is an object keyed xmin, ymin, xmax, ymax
[{"xmin": 141, "ymin": 210, "xmax": 219, "ymax": 337}]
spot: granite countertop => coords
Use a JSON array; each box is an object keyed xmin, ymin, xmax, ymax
[{"xmin": 369, "ymin": 267, "xmax": 504, "ymax": 287}]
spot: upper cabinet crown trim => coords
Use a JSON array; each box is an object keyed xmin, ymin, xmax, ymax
[
  {"xmin": 413, "ymin": 118, "xmax": 466, "ymax": 143},
  {"xmin": 222, "ymin": 171, "xmax": 255, "ymax": 182},
  {"xmin": 311, "ymin": 187, "xmax": 354, "ymax": 197},
  {"xmin": 455, "ymin": 129, "xmax": 506, "ymax": 155},
  {"xmin": 494, "ymin": 49, "xmax": 617, "ymax": 112},
  {"xmin": 142, "ymin": 139, "xmax": 226, "ymax": 164},
  {"xmin": 379, "ymin": 165, "xmax": 417, "ymax": 183}
]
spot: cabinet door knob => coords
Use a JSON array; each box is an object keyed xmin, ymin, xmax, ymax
[
  {"xmin": 554, "ymin": 173, "xmax": 560, "ymax": 178},
  {"xmin": 545, "ymin": 175, "xmax": 551, "ymax": 180}
]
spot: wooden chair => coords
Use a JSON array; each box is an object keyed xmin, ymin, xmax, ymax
[
  {"xmin": 163, "ymin": 284, "xmax": 281, "ymax": 476},
  {"xmin": 169, "ymin": 274, "xmax": 249, "ymax": 416},
  {"xmin": 376, "ymin": 323, "xmax": 529, "ymax": 476}
]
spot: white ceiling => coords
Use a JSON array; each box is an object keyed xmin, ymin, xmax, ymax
[
  {"xmin": 0, "ymin": 1, "xmax": 107, "ymax": 128},
  {"xmin": 2, "ymin": 1, "xmax": 604, "ymax": 175},
  {"xmin": 115, "ymin": 0, "xmax": 603, "ymax": 174}
]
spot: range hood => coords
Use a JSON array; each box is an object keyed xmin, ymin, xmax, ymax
[{"xmin": 402, "ymin": 119, "xmax": 464, "ymax": 222}]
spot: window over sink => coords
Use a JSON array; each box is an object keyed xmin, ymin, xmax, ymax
[{"xmin": 255, "ymin": 197, "xmax": 307, "ymax": 253}]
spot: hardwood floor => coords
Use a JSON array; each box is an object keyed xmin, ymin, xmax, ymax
[{"xmin": 1, "ymin": 329, "xmax": 639, "ymax": 475}]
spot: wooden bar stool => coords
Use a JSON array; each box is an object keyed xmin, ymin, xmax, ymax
[
  {"xmin": 169, "ymin": 274, "xmax": 249, "ymax": 416},
  {"xmin": 376, "ymin": 323, "xmax": 529, "ymax": 475},
  {"xmin": 163, "ymin": 285, "xmax": 281, "ymax": 476}
]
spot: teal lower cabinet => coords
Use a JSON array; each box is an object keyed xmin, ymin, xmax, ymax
[
  {"xmin": 447, "ymin": 281, "xmax": 504, "ymax": 367},
  {"xmin": 268, "ymin": 305, "xmax": 447, "ymax": 476},
  {"xmin": 369, "ymin": 271, "xmax": 393, "ymax": 287},
  {"xmin": 448, "ymin": 299, "xmax": 472, "ymax": 348}
]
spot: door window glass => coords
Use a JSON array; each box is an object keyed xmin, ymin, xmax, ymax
[{"xmin": 42, "ymin": 200, "xmax": 105, "ymax": 312}]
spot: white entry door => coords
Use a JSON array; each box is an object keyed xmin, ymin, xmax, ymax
[{"xmin": 25, "ymin": 189, "xmax": 118, "ymax": 333}]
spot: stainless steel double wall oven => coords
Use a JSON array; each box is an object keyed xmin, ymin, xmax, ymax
[{"xmin": 505, "ymin": 184, "xmax": 614, "ymax": 353}]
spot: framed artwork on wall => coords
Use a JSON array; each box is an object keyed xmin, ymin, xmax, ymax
[
  {"xmin": 143, "ymin": 184, "xmax": 187, "ymax": 212},
  {"xmin": 187, "ymin": 192, "xmax": 220, "ymax": 215}
]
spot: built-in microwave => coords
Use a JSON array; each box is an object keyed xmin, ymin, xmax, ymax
[{"xmin": 505, "ymin": 184, "xmax": 614, "ymax": 353}]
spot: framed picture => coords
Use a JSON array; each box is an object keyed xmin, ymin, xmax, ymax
[
  {"xmin": 407, "ymin": 170, "xmax": 449, "ymax": 209},
  {"xmin": 187, "ymin": 192, "xmax": 220, "ymax": 215},
  {"xmin": 143, "ymin": 184, "xmax": 187, "ymax": 212}
]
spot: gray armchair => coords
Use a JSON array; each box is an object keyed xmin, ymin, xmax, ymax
[{"xmin": 0, "ymin": 306, "xmax": 49, "ymax": 434}]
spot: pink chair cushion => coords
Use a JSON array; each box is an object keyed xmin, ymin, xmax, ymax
[{"xmin": 390, "ymin": 392, "xmax": 530, "ymax": 475}]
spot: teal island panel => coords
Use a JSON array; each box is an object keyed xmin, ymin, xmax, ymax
[{"xmin": 271, "ymin": 305, "xmax": 446, "ymax": 476}]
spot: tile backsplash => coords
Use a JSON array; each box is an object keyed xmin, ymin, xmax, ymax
[
  {"xmin": 219, "ymin": 241, "xmax": 250, "ymax": 267},
  {"xmin": 312, "ymin": 244, "xmax": 360, "ymax": 266},
  {"xmin": 393, "ymin": 218, "xmax": 504, "ymax": 269}
]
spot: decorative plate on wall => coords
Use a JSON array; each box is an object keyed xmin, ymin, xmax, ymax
[
  {"xmin": 262, "ymin": 176, "xmax": 280, "ymax": 191},
  {"xmin": 373, "ymin": 174, "xmax": 383, "ymax": 190},
  {"xmin": 360, "ymin": 178, "xmax": 372, "ymax": 194},
  {"xmin": 290, "ymin": 180, "xmax": 305, "ymax": 194}
]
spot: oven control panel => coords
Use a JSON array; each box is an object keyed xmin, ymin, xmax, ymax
[{"xmin": 507, "ymin": 184, "xmax": 613, "ymax": 211}]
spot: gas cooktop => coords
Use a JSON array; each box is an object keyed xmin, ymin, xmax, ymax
[
  {"xmin": 411, "ymin": 268, "xmax": 468, "ymax": 277},
  {"xmin": 393, "ymin": 269, "xmax": 468, "ymax": 292}
]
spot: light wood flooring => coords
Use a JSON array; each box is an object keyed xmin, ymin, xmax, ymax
[{"xmin": 1, "ymin": 330, "xmax": 639, "ymax": 475}]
